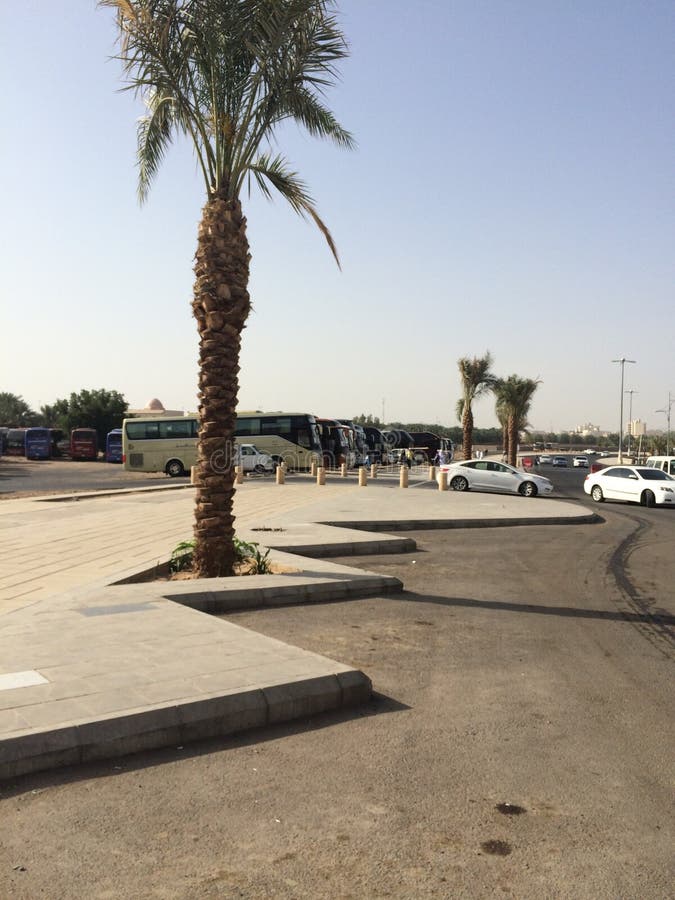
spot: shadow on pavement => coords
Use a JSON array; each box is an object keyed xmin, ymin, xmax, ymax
[
  {"xmin": 400, "ymin": 590, "xmax": 675, "ymax": 627},
  {"xmin": 0, "ymin": 691, "xmax": 410, "ymax": 798}
]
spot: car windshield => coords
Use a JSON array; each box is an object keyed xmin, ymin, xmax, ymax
[{"xmin": 636, "ymin": 468, "xmax": 672, "ymax": 481}]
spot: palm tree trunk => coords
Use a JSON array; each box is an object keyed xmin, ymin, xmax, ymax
[
  {"xmin": 502, "ymin": 421, "xmax": 509, "ymax": 461},
  {"xmin": 191, "ymin": 195, "xmax": 251, "ymax": 577},
  {"xmin": 508, "ymin": 417, "xmax": 518, "ymax": 467},
  {"xmin": 462, "ymin": 407, "xmax": 473, "ymax": 461}
]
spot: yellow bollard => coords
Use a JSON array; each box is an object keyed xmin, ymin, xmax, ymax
[
  {"xmin": 190, "ymin": 465, "xmax": 197, "ymax": 485},
  {"xmin": 370, "ymin": 464, "xmax": 377, "ymax": 479},
  {"xmin": 340, "ymin": 462, "xmax": 348, "ymax": 477},
  {"xmin": 400, "ymin": 465, "xmax": 409, "ymax": 488},
  {"xmin": 235, "ymin": 465, "xmax": 244, "ymax": 484},
  {"xmin": 276, "ymin": 464, "xmax": 285, "ymax": 485},
  {"xmin": 428, "ymin": 465, "xmax": 436, "ymax": 481},
  {"xmin": 310, "ymin": 460, "xmax": 318, "ymax": 477},
  {"xmin": 358, "ymin": 467, "xmax": 367, "ymax": 487},
  {"xmin": 317, "ymin": 466, "xmax": 326, "ymax": 485},
  {"xmin": 438, "ymin": 471, "xmax": 448, "ymax": 491}
]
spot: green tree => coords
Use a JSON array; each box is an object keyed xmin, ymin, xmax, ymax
[
  {"xmin": 104, "ymin": 0, "xmax": 353, "ymax": 576},
  {"xmin": 44, "ymin": 390, "xmax": 128, "ymax": 450},
  {"xmin": 493, "ymin": 376, "xmax": 541, "ymax": 466},
  {"xmin": 0, "ymin": 393, "xmax": 39, "ymax": 426},
  {"xmin": 456, "ymin": 352, "xmax": 496, "ymax": 461}
]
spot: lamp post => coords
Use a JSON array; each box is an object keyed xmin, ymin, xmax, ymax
[
  {"xmin": 655, "ymin": 392, "xmax": 673, "ymax": 457},
  {"xmin": 612, "ymin": 358, "xmax": 636, "ymax": 464},
  {"xmin": 624, "ymin": 388, "xmax": 637, "ymax": 458}
]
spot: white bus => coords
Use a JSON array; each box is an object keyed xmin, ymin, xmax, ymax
[
  {"xmin": 123, "ymin": 416, "xmax": 199, "ymax": 477},
  {"xmin": 234, "ymin": 412, "xmax": 322, "ymax": 470},
  {"xmin": 123, "ymin": 411, "xmax": 322, "ymax": 476}
]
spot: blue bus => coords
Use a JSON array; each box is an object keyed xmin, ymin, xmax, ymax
[
  {"xmin": 106, "ymin": 428, "xmax": 123, "ymax": 463},
  {"xmin": 25, "ymin": 427, "xmax": 52, "ymax": 460}
]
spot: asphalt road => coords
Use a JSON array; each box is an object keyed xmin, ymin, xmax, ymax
[
  {"xmin": 0, "ymin": 456, "xmax": 191, "ymax": 497},
  {"xmin": 1, "ymin": 468, "xmax": 673, "ymax": 898},
  {"xmin": 0, "ymin": 454, "xmax": 587, "ymax": 499}
]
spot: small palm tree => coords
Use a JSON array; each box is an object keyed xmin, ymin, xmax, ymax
[
  {"xmin": 103, "ymin": 0, "xmax": 353, "ymax": 576},
  {"xmin": 457, "ymin": 352, "xmax": 496, "ymax": 460},
  {"xmin": 493, "ymin": 375, "xmax": 541, "ymax": 466}
]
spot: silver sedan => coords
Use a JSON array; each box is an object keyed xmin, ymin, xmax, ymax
[{"xmin": 439, "ymin": 460, "xmax": 554, "ymax": 497}]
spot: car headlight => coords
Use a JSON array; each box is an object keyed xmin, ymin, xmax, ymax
[{"xmin": 659, "ymin": 487, "xmax": 673, "ymax": 493}]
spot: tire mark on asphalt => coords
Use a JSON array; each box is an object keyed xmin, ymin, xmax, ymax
[{"xmin": 607, "ymin": 513, "xmax": 675, "ymax": 660}]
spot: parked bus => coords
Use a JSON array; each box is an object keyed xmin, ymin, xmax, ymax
[
  {"xmin": 25, "ymin": 427, "xmax": 52, "ymax": 460},
  {"xmin": 123, "ymin": 417, "xmax": 198, "ymax": 476},
  {"xmin": 363, "ymin": 426, "xmax": 391, "ymax": 464},
  {"xmin": 336, "ymin": 419, "xmax": 367, "ymax": 466},
  {"xmin": 235, "ymin": 412, "xmax": 322, "ymax": 470},
  {"xmin": 70, "ymin": 428, "xmax": 98, "ymax": 461},
  {"xmin": 5, "ymin": 428, "xmax": 26, "ymax": 456},
  {"xmin": 409, "ymin": 431, "xmax": 454, "ymax": 464},
  {"xmin": 106, "ymin": 428, "xmax": 124, "ymax": 463},
  {"xmin": 123, "ymin": 411, "xmax": 322, "ymax": 476},
  {"xmin": 316, "ymin": 417, "xmax": 350, "ymax": 469},
  {"xmin": 49, "ymin": 428, "xmax": 65, "ymax": 457}
]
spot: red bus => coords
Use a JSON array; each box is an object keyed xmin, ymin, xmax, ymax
[{"xmin": 70, "ymin": 428, "xmax": 98, "ymax": 461}]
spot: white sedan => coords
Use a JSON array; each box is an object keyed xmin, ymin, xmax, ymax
[
  {"xmin": 573, "ymin": 456, "xmax": 589, "ymax": 468},
  {"xmin": 584, "ymin": 465, "xmax": 675, "ymax": 507},
  {"xmin": 438, "ymin": 460, "xmax": 554, "ymax": 497}
]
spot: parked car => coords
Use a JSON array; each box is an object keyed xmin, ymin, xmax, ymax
[
  {"xmin": 552, "ymin": 456, "xmax": 568, "ymax": 467},
  {"xmin": 236, "ymin": 443, "xmax": 275, "ymax": 473},
  {"xmin": 538, "ymin": 454, "xmax": 552, "ymax": 464},
  {"xmin": 572, "ymin": 456, "xmax": 589, "ymax": 468},
  {"xmin": 584, "ymin": 466, "xmax": 675, "ymax": 507},
  {"xmin": 438, "ymin": 459, "xmax": 553, "ymax": 497}
]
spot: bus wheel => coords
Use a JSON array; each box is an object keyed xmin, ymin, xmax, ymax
[{"xmin": 166, "ymin": 459, "xmax": 185, "ymax": 478}]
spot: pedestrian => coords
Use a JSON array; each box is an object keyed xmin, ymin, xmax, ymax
[{"xmin": 405, "ymin": 448, "xmax": 413, "ymax": 468}]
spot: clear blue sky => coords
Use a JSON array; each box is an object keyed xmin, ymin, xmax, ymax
[{"xmin": 2, "ymin": 1, "xmax": 673, "ymax": 432}]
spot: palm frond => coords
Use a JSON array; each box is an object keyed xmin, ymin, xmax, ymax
[
  {"xmin": 136, "ymin": 88, "xmax": 176, "ymax": 202},
  {"xmin": 249, "ymin": 152, "xmax": 340, "ymax": 265}
]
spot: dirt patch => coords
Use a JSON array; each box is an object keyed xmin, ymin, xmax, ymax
[{"xmin": 162, "ymin": 560, "xmax": 300, "ymax": 581}]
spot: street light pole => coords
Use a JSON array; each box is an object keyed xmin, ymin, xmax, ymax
[
  {"xmin": 612, "ymin": 357, "xmax": 636, "ymax": 464},
  {"xmin": 655, "ymin": 392, "xmax": 673, "ymax": 457},
  {"xmin": 624, "ymin": 388, "xmax": 637, "ymax": 458}
]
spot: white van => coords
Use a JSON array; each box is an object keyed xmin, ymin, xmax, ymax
[
  {"xmin": 644, "ymin": 456, "xmax": 675, "ymax": 476},
  {"xmin": 235, "ymin": 443, "xmax": 275, "ymax": 473}
]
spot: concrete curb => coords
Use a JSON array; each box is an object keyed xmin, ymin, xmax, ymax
[{"xmin": 0, "ymin": 672, "xmax": 372, "ymax": 780}]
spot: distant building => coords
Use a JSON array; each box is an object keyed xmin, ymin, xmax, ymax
[
  {"xmin": 629, "ymin": 419, "xmax": 647, "ymax": 437},
  {"xmin": 575, "ymin": 423, "xmax": 602, "ymax": 437},
  {"xmin": 127, "ymin": 398, "xmax": 187, "ymax": 418}
]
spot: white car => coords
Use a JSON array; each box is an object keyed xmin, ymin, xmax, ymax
[
  {"xmin": 236, "ymin": 443, "xmax": 275, "ymax": 473},
  {"xmin": 538, "ymin": 454, "xmax": 552, "ymax": 464},
  {"xmin": 438, "ymin": 459, "xmax": 553, "ymax": 498},
  {"xmin": 584, "ymin": 465, "xmax": 675, "ymax": 507},
  {"xmin": 573, "ymin": 456, "xmax": 589, "ymax": 468}
]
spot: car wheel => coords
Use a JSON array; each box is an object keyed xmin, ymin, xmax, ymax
[
  {"xmin": 166, "ymin": 459, "xmax": 184, "ymax": 478},
  {"xmin": 254, "ymin": 464, "xmax": 266, "ymax": 474},
  {"xmin": 519, "ymin": 481, "xmax": 538, "ymax": 497},
  {"xmin": 451, "ymin": 476, "xmax": 469, "ymax": 492},
  {"xmin": 642, "ymin": 490, "xmax": 656, "ymax": 508},
  {"xmin": 590, "ymin": 485, "xmax": 604, "ymax": 502}
]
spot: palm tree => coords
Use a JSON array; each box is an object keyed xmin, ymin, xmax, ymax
[
  {"xmin": 103, "ymin": 0, "xmax": 353, "ymax": 576},
  {"xmin": 456, "ymin": 353, "xmax": 496, "ymax": 461},
  {"xmin": 493, "ymin": 375, "xmax": 541, "ymax": 466}
]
